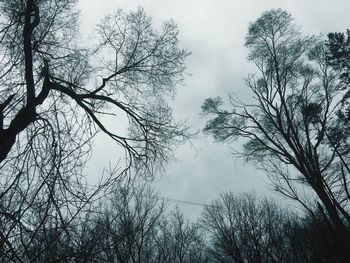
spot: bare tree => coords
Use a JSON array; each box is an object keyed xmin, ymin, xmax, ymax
[
  {"xmin": 201, "ymin": 192, "xmax": 293, "ymax": 263},
  {"xmin": 84, "ymin": 183, "xmax": 166, "ymax": 263},
  {"xmin": 90, "ymin": 186, "xmax": 208, "ymax": 263},
  {"xmin": 202, "ymin": 9, "xmax": 350, "ymax": 241},
  {"xmin": 0, "ymin": 0, "xmax": 189, "ymax": 260},
  {"xmin": 154, "ymin": 208, "xmax": 209, "ymax": 263},
  {"xmin": 51, "ymin": 183, "xmax": 209, "ymax": 263}
]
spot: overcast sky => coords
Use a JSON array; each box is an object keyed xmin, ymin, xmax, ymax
[{"xmin": 78, "ymin": 0, "xmax": 350, "ymax": 220}]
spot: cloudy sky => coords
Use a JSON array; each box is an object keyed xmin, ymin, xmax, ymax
[{"xmin": 78, "ymin": 0, "xmax": 350, "ymax": 219}]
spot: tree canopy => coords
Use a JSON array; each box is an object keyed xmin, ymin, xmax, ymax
[
  {"xmin": 0, "ymin": 0, "xmax": 189, "ymax": 177},
  {"xmin": 202, "ymin": 9, "xmax": 350, "ymax": 245}
]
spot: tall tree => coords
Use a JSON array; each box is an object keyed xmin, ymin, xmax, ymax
[
  {"xmin": 0, "ymin": 0, "xmax": 189, "ymax": 260},
  {"xmin": 91, "ymin": 183, "xmax": 166, "ymax": 263},
  {"xmin": 155, "ymin": 208, "xmax": 209, "ymax": 262},
  {"xmin": 202, "ymin": 8, "xmax": 350, "ymax": 245}
]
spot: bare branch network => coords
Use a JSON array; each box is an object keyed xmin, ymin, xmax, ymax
[
  {"xmin": 203, "ymin": 9, "xmax": 350, "ymax": 238},
  {"xmin": 0, "ymin": 0, "xmax": 189, "ymax": 261}
]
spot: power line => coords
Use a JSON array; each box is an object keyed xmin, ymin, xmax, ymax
[
  {"xmin": 74, "ymin": 181, "xmax": 213, "ymax": 209},
  {"xmin": 161, "ymin": 196, "xmax": 208, "ymax": 208}
]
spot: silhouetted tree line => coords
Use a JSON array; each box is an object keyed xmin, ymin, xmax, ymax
[
  {"xmin": 2, "ymin": 182, "xmax": 348, "ymax": 262},
  {"xmin": 1, "ymin": 0, "xmax": 350, "ymax": 261}
]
